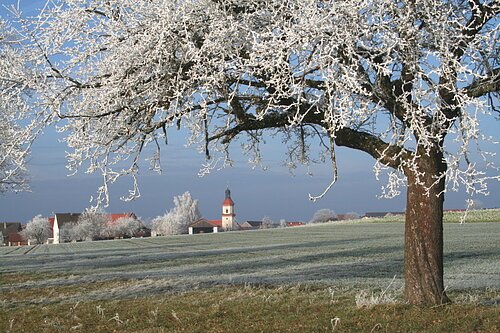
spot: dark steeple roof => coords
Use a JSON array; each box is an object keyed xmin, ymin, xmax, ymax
[{"xmin": 223, "ymin": 187, "xmax": 234, "ymax": 206}]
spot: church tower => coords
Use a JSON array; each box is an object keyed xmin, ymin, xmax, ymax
[{"xmin": 222, "ymin": 187, "xmax": 235, "ymax": 231}]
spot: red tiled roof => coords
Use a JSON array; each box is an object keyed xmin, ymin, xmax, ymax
[
  {"xmin": 222, "ymin": 198, "xmax": 234, "ymax": 206},
  {"xmin": 109, "ymin": 213, "xmax": 136, "ymax": 222},
  {"xmin": 50, "ymin": 213, "xmax": 137, "ymax": 230},
  {"xmin": 189, "ymin": 219, "xmax": 222, "ymax": 228},
  {"xmin": 286, "ymin": 222, "xmax": 305, "ymax": 227},
  {"xmin": 208, "ymin": 220, "xmax": 222, "ymax": 227}
]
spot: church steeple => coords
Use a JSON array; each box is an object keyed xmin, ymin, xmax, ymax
[{"xmin": 222, "ymin": 187, "xmax": 235, "ymax": 231}]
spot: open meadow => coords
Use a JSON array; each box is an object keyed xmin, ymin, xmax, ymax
[{"xmin": 1, "ymin": 221, "xmax": 499, "ymax": 332}]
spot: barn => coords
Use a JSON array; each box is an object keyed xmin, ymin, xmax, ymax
[{"xmin": 188, "ymin": 219, "xmax": 221, "ymax": 234}]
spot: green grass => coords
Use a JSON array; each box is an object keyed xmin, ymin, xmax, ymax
[
  {"xmin": 443, "ymin": 208, "xmax": 500, "ymax": 223},
  {"xmin": 1, "ymin": 285, "xmax": 498, "ymax": 333},
  {"xmin": 1, "ymin": 222, "xmax": 499, "ymax": 332}
]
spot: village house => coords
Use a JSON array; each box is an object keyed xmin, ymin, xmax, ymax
[
  {"xmin": 285, "ymin": 221, "xmax": 305, "ymax": 227},
  {"xmin": 0, "ymin": 222, "xmax": 24, "ymax": 246},
  {"xmin": 48, "ymin": 213, "xmax": 81, "ymax": 244},
  {"xmin": 364, "ymin": 212, "xmax": 405, "ymax": 218},
  {"xmin": 240, "ymin": 221, "xmax": 263, "ymax": 230},
  {"xmin": 188, "ymin": 219, "xmax": 221, "ymax": 234}
]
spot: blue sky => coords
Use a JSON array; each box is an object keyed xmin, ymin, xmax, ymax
[
  {"xmin": 2, "ymin": 123, "xmax": 415, "ymax": 223},
  {"xmin": 1, "ymin": 0, "xmax": 498, "ymax": 223}
]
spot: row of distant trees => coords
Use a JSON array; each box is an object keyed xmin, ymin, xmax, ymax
[
  {"xmin": 150, "ymin": 192, "xmax": 358, "ymax": 235},
  {"xmin": 23, "ymin": 197, "xmax": 360, "ymax": 243},
  {"xmin": 23, "ymin": 210, "xmax": 142, "ymax": 244},
  {"xmin": 150, "ymin": 192, "xmax": 358, "ymax": 236},
  {"xmin": 60, "ymin": 210, "xmax": 142, "ymax": 243},
  {"xmin": 22, "ymin": 191, "xmax": 207, "ymax": 243},
  {"xmin": 309, "ymin": 209, "xmax": 360, "ymax": 224}
]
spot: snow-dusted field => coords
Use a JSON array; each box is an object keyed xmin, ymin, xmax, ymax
[{"xmin": 1, "ymin": 222, "xmax": 498, "ymax": 304}]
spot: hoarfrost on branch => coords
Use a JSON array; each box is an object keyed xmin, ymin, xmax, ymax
[
  {"xmin": 0, "ymin": 19, "xmax": 43, "ymax": 193},
  {"xmin": 18, "ymin": 0, "xmax": 499, "ymax": 205}
]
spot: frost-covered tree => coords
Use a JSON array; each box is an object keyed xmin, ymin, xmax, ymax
[
  {"xmin": 151, "ymin": 215, "xmax": 163, "ymax": 237},
  {"xmin": 468, "ymin": 199, "xmax": 484, "ymax": 210},
  {"xmin": 106, "ymin": 216, "xmax": 141, "ymax": 238},
  {"xmin": 0, "ymin": 19, "xmax": 38, "ymax": 193},
  {"xmin": 60, "ymin": 222, "xmax": 82, "ymax": 242},
  {"xmin": 152, "ymin": 211, "xmax": 183, "ymax": 236},
  {"xmin": 77, "ymin": 208, "xmax": 110, "ymax": 241},
  {"xmin": 261, "ymin": 216, "xmax": 273, "ymax": 229},
  {"xmin": 23, "ymin": 215, "xmax": 51, "ymax": 244},
  {"xmin": 310, "ymin": 209, "xmax": 338, "ymax": 224},
  {"xmin": 153, "ymin": 192, "xmax": 202, "ymax": 235},
  {"xmin": 22, "ymin": 0, "xmax": 499, "ymax": 304},
  {"xmin": 172, "ymin": 192, "xmax": 202, "ymax": 226}
]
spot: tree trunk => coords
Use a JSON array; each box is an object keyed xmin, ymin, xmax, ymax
[{"xmin": 404, "ymin": 150, "xmax": 451, "ymax": 305}]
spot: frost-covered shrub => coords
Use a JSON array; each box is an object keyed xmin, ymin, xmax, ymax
[
  {"xmin": 310, "ymin": 209, "xmax": 338, "ymax": 224},
  {"xmin": 355, "ymin": 289, "xmax": 399, "ymax": 309}
]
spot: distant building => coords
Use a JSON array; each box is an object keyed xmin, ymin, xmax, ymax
[
  {"xmin": 51, "ymin": 213, "xmax": 81, "ymax": 244},
  {"xmin": 364, "ymin": 212, "xmax": 404, "ymax": 218},
  {"xmin": 222, "ymin": 187, "xmax": 236, "ymax": 231},
  {"xmin": 0, "ymin": 222, "xmax": 23, "ymax": 246},
  {"xmin": 336, "ymin": 213, "xmax": 359, "ymax": 221},
  {"xmin": 49, "ymin": 212, "xmax": 140, "ymax": 244},
  {"xmin": 285, "ymin": 221, "xmax": 305, "ymax": 227},
  {"xmin": 240, "ymin": 221, "xmax": 263, "ymax": 230},
  {"xmin": 109, "ymin": 213, "xmax": 137, "ymax": 223},
  {"xmin": 188, "ymin": 188, "xmax": 240, "ymax": 234},
  {"xmin": 188, "ymin": 218, "xmax": 220, "ymax": 234}
]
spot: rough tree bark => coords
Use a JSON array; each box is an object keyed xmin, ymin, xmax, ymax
[{"xmin": 404, "ymin": 148, "xmax": 451, "ymax": 305}]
